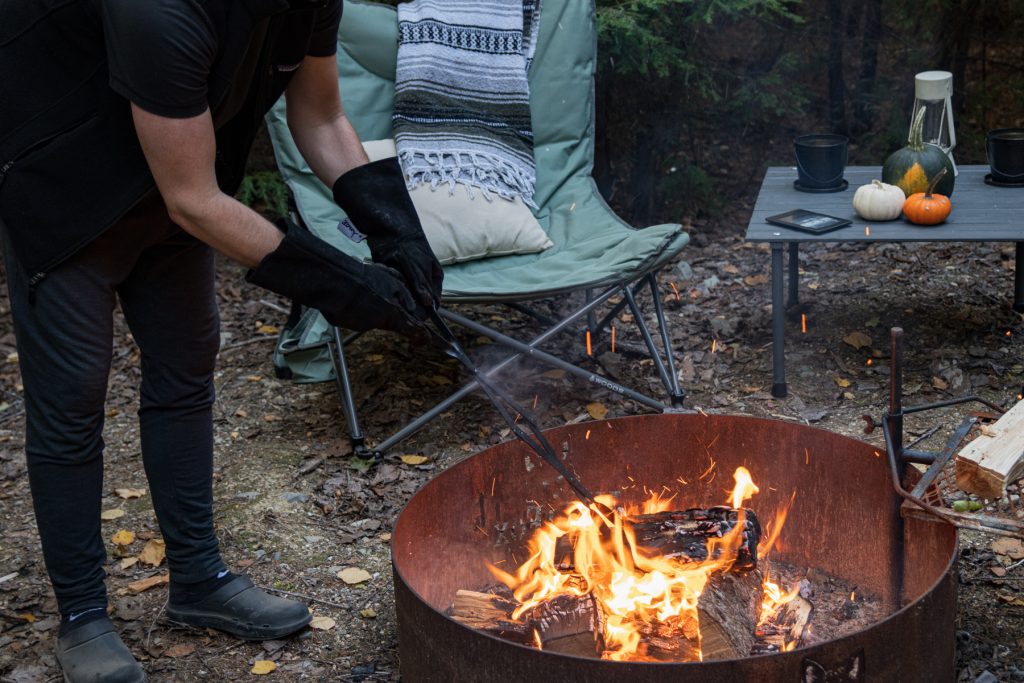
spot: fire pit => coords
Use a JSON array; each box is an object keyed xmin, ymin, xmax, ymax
[{"xmin": 392, "ymin": 414, "xmax": 957, "ymax": 681}]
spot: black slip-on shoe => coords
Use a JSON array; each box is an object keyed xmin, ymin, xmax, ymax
[
  {"xmin": 166, "ymin": 575, "xmax": 311, "ymax": 641},
  {"xmin": 56, "ymin": 618, "xmax": 146, "ymax": 683}
]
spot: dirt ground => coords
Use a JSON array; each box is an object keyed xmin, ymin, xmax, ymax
[{"xmin": 1, "ymin": 196, "xmax": 1023, "ymax": 680}]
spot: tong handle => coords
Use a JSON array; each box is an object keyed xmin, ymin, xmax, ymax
[{"xmin": 425, "ymin": 311, "xmax": 599, "ymax": 507}]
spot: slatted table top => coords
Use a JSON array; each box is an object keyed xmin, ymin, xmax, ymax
[{"xmin": 746, "ymin": 165, "xmax": 1024, "ymax": 243}]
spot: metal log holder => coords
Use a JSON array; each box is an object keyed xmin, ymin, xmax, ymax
[{"xmin": 882, "ymin": 327, "xmax": 1024, "ymax": 538}]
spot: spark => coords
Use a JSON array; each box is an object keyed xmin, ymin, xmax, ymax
[
  {"xmin": 491, "ymin": 477, "xmax": 496, "ymax": 496},
  {"xmin": 865, "ymin": 226, "xmax": 871, "ymax": 236},
  {"xmin": 670, "ymin": 282, "xmax": 682, "ymax": 302},
  {"xmin": 711, "ymin": 338, "xmax": 717, "ymax": 354},
  {"xmin": 586, "ymin": 330, "xmax": 592, "ymax": 356},
  {"xmin": 611, "ymin": 324, "xmax": 616, "ymax": 353},
  {"xmin": 801, "ymin": 314, "xmax": 807, "ymax": 334},
  {"xmin": 805, "ymin": 447, "xmax": 809, "ymax": 465},
  {"xmin": 585, "ymin": 430, "xmax": 591, "ymax": 440}
]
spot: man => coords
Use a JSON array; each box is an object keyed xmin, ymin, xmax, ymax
[{"xmin": 0, "ymin": 0, "xmax": 442, "ymax": 680}]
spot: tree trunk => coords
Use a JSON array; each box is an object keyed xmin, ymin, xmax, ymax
[
  {"xmin": 853, "ymin": 0, "xmax": 882, "ymax": 132},
  {"xmin": 827, "ymin": 0, "xmax": 848, "ymax": 136}
]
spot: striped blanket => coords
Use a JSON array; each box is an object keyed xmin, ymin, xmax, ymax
[{"xmin": 393, "ymin": 0, "xmax": 542, "ymax": 208}]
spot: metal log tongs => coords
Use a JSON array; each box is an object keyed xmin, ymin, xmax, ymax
[{"xmin": 425, "ymin": 309, "xmax": 603, "ymax": 510}]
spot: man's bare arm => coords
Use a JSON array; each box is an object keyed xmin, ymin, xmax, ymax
[
  {"xmin": 130, "ymin": 104, "xmax": 282, "ymax": 268},
  {"xmin": 285, "ymin": 54, "xmax": 368, "ymax": 186}
]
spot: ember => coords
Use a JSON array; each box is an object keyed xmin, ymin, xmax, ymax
[{"xmin": 456, "ymin": 468, "xmax": 797, "ymax": 662}]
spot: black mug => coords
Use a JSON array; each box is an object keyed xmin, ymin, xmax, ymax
[
  {"xmin": 987, "ymin": 128, "xmax": 1024, "ymax": 184},
  {"xmin": 794, "ymin": 134, "xmax": 849, "ymax": 191}
]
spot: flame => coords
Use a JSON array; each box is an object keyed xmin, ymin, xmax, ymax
[
  {"xmin": 489, "ymin": 467, "xmax": 792, "ymax": 662},
  {"xmin": 533, "ymin": 628, "xmax": 543, "ymax": 650}
]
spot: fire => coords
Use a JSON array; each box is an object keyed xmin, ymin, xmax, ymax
[{"xmin": 490, "ymin": 467, "xmax": 794, "ymax": 662}]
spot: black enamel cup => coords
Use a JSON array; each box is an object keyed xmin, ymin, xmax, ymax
[
  {"xmin": 987, "ymin": 129, "xmax": 1024, "ymax": 184},
  {"xmin": 794, "ymin": 134, "xmax": 849, "ymax": 191}
]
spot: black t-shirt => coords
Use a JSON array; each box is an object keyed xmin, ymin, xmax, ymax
[{"xmin": 96, "ymin": 0, "xmax": 342, "ymax": 120}]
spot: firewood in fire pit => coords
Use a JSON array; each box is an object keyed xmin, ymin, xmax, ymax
[
  {"xmin": 631, "ymin": 506, "xmax": 762, "ymax": 570},
  {"xmin": 697, "ymin": 567, "xmax": 764, "ymax": 661},
  {"xmin": 448, "ymin": 587, "xmax": 605, "ymax": 656},
  {"xmin": 447, "ymin": 590, "xmax": 533, "ymax": 644}
]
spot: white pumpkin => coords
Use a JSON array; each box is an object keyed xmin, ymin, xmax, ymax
[{"xmin": 852, "ymin": 180, "xmax": 905, "ymax": 221}]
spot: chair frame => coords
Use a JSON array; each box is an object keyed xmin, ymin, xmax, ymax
[{"xmin": 278, "ymin": 258, "xmax": 686, "ymax": 459}]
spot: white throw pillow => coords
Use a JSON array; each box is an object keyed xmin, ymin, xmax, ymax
[{"xmin": 361, "ymin": 139, "xmax": 553, "ymax": 265}]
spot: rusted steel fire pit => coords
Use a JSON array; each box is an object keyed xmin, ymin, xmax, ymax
[{"xmin": 392, "ymin": 414, "xmax": 957, "ymax": 682}]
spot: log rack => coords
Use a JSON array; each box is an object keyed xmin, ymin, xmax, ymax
[{"xmin": 882, "ymin": 327, "xmax": 1024, "ymax": 539}]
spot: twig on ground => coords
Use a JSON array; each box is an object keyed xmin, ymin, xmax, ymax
[
  {"xmin": 146, "ymin": 598, "xmax": 168, "ymax": 648},
  {"xmin": 259, "ymin": 585, "xmax": 350, "ymax": 610},
  {"xmin": 220, "ymin": 336, "xmax": 278, "ymax": 353},
  {"xmin": 259, "ymin": 299, "xmax": 291, "ymax": 316}
]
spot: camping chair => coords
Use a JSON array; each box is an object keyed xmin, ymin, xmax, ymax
[{"xmin": 265, "ymin": 0, "xmax": 690, "ymax": 459}]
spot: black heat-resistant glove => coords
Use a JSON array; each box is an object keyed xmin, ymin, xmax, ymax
[
  {"xmin": 246, "ymin": 219, "xmax": 427, "ymax": 336},
  {"xmin": 332, "ymin": 157, "xmax": 444, "ymax": 307}
]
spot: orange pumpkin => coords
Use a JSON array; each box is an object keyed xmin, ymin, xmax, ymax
[{"xmin": 903, "ymin": 168, "xmax": 952, "ymax": 226}]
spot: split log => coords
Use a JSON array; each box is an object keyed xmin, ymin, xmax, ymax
[
  {"xmin": 697, "ymin": 567, "xmax": 764, "ymax": 660},
  {"xmin": 956, "ymin": 400, "xmax": 1024, "ymax": 499},
  {"xmin": 447, "ymin": 590, "xmax": 532, "ymax": 644},
  {"xmin": 448, "ymin": 588, "xmax": 605, "ymax": 656},
  {"xmin": 631, "ymin": 506, "xmax": 762, "ymax": 570}
]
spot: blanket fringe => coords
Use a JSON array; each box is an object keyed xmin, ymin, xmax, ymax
[{"xmin": 399, "ymin": 148, "xmax": 538, "ymax": 210}]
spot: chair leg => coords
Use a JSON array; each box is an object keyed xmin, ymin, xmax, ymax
[
  {"xmin": 622, "ymin": 283, "xmax": 684, "ymax": 408},
  {"xmin": 326, "ymin": 326, "xmax": 374, "ymax": 460},
  {"xmin": 645, "ymin": 274, "xmax": 685, "ymax": 406}
]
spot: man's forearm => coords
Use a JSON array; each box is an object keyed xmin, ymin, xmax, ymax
[
  {"xmin": 288, "ymin": 111, "xmax": 368, "ymax": 188},
  {"xmin": 168, "ymin": 192, "xmax": 283, "ymax": 268}
]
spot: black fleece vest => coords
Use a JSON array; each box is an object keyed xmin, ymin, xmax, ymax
[{"xmin": 0, "ymin": 0, "xmax": 326, "ymax": 281}]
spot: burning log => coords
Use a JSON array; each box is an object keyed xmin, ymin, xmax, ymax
[
  {"xmin": 697, "ymin": 568, "xmax": 764, "ymax": 660},
  {"xmin": 631, "ymin": 506, "xmax": 762, "ymax": 570},
  {"xmin": 448, "ymin": 588, "xmax": 605, "ymax": 656},
  {"xmin": 448, "ymin": 590, "xmax": 532, "ymax": 644}
]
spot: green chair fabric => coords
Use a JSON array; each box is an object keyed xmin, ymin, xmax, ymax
[{"xmin": 266, "ymin": 0, "xmax": 687, "ymax": 386}]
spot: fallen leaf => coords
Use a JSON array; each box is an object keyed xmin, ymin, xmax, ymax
[
  {"xmin": 115, "ymin": 487, "xmax": 146, "ymax": 500},
  {"xmin": 743, "ymin": 274, "xmax": 769, "ymax": 286},
  {"xmin": 722, "ymin": 264, "xmax": 740, "ymax": 274},
  {"xmin": 164, "ymin": 643, "xmax": 196, "ymax": 658},
  {"xmin": 429, "ymin": 374, "xmax": 453, "ymax": 386},
  {"xmin": 360, "ymin": 608, "xmax": 377, "ymax": 619},
  {"xmin": 263, "ymin": 414, "xmax": 280, "ymax": 422},
  {"xmin": 997, "ymin": 592, "xmax": 1024, "ymax": 607},
  {"xmin": 366, "ymin": 354, "xmax": 385, "ymax": 364},
  {"xmin": 540, "ymin": 369, "xmax": 566, "ymax": 380},
  {"xmin": 251, "ymin": 660, "xmax": 277, "ymax": 675},
  {"xmin": 992, "ymin": 566, "xmax": 1008, "ymax": 577},
  {"xmin": 120, "ymin": 557, "xmax": 139, "ymax": 570},
  {"xmin": 111, "ymin": 530, "xmax": 135, "ymax": 546},
  {"xmin": 979, "ymin": 425, "xmax": 999, "ymax": 438},
  {"xmin": 101, "ymin": 509, "xmax": 126, "ymax": 521},
  {"xmin": 18, "ymin": 613, "xmax": 35, "ymax": 623},
  {"xmin": 833, "ymin": 377, "xmax": 851, "ymax": 388},
  {"xmin": 400, "ymin": 455, "xmax": 428, "ymax": 466},
  {"xmin": 992, "ymin": 538, "xmax": 1024, "ymax": 560},
  {"xmin": 126, "ymin": 574, "xmax": 169, "ymax": 594},
  {"xmin": 256, "ymin": 325, "xmax": 279, "ymax": 335},
  {"xmin": 309, "ymin": 616, "xmax": 336, "ymax": 630},
  {"xmin": 106, "ymin": 408, "xmax": 120, "ymax": 418},
  {"xmin": 246, "ymin": 375, "xmax": 264, "ymax": 382},
  {"xmin": 931, "ymin": 377, "xmax": 949, "ymax": 390},
  {"xmin": 378, "ymin": 532, "xmax": 392, "ymax": 542},
  {"xmin": 842, "ymin": 331, "xmax": 872, "ymax": 349},
  {"xmin": 586, "ymin": 402, "xmax": 608, "ymax": 420},
  {"xmin": 138, "ymin": 539, "xmax": 166, "ymax": 567},
  {"xmin": 338, "ymin": 567, "xmax": 372, "ymax": 585},
  {"xmin": 842, "ymin": 391, "xmax": 856, "ymax": 400}
]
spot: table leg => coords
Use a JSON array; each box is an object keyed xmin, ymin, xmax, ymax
[
  {"xmin": 1015, "ymin": 243, "xmax": 1024, "ymax": 313},
  {"xmin": 771, "ymin": 242, "xmax": 787, "ymax": 398},
  {"xmin": 787, "ymin": 242, "xmax": 799, "ymax": 307}
]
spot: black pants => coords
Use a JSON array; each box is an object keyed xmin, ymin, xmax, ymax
[{"xmin": 2, "ymin": 195, "xmax": 226, "ymax": 617}]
